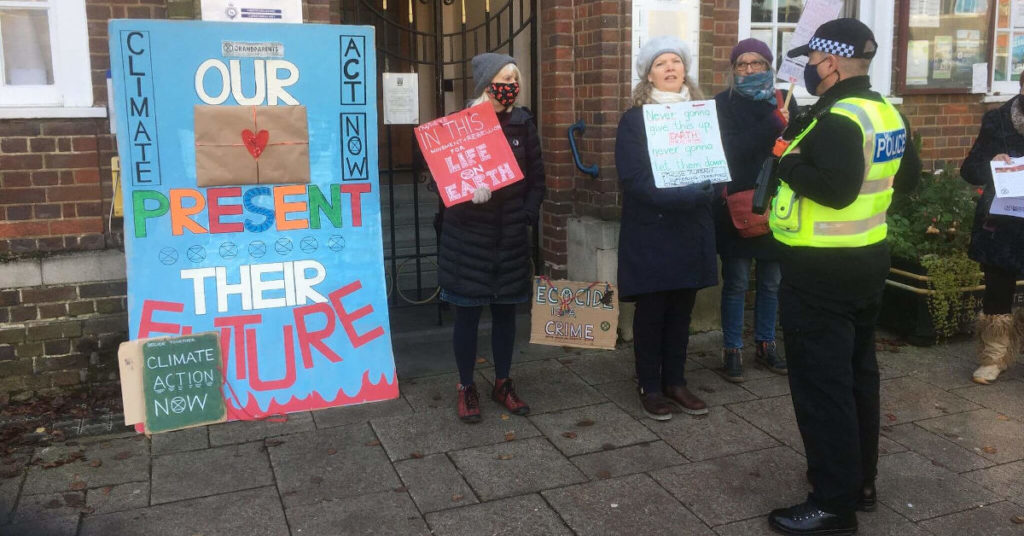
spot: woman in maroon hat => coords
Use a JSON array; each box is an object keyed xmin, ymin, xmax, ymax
[{"xmin": 713, "ymin": 38, "xmax": 798, "ymax": 383}]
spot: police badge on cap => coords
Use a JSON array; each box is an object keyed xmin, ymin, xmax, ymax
[{"xmin": 787, "ymin": 18, "xmax": 877, "ymax": 59}]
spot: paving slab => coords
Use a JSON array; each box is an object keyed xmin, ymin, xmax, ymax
[
  {"xmin": 12, "ymin": 491, "xmax": 86, "ymax": 523},
  {"xmin": 952, "ymin": 380, "xmax": 1024, "ymax": 422},
  {"xmin": 726, "ymin": 395, "xmax": 803, "ymax": 453},
  {"xmin": 0, "ymin": 471, "xmax": 23, "ymax": 523},
  {"xmin": 712, "ymin": 502, "xmax": 931, "ymax": 536},
  {"xmin": 542, "ymin": 473, "xmax": 715, "ymax": 536},
  {"xmin": 208, "ymin": 410, "xmax": 315, "ymax": 446},
  {"xmin": 268, "ymin": 422, "xmax": 400, "ymax": 507},
  {"xmin": 593, "ymin": 380, "xmax": 647, "ymax": 420},
  {"xmin": 398, "ymin": 372, "xmax": 492, "ymax": 413},
  {"xmin": 425, "ymin": 493, "xmax": 572, "ymax": 536},
  {"xmin": 285, "ymin": 490, "xmax": 431, "ymax": 535},
  {"xmin": 558, "ymin": 350, "xmax": 636, "ymax": 385},
  {"xmin": 150, "ymin": 426, "xmax": 208, "ymax": 455},
  {"xmin": 311, "ymin": 397, "xmax": 414, "ymax": 429},
  {"xmin": 529, "ymin": 402, "xmax": 657, "ymax": 457},
  {"xmin": 372, "ymin": 407, "xmax": 541, "ymax": 461},
  {"xmin": 394, "ymin": 453, "xmax": 478, "ymax": 513},
  {"xmin": 23, "ymin": 435, "xmax": 148, "ymax": 495},
  {"xmin": 919, "ymin": 501, "xmax": 1024, "ymax": 535},
  {"xmin": 651, "ymin": 446, "xmax": 808, "ymax": 526},
  {"xmin": 79, "ymin": 486, "xmax": 288, "ymax": 536},
  {"xmin": 917, "ymin": 409, "xmax": 1024, "ymax": 465},
  {"xmin": 151, "ymin": 441, "xmax": 273, "ymax": 504},
  {"xmin": 964, "ymin": 461, "xmax": 1024, "ymax": 503},
  {"xmin": 478, "ymin": 359, "xmax": 606, "ymax": 414},
  {"xmin": 684, "ymin": 369, "xmax": 759, "ymax": 407},
  {"xmin": 882, "ymin": 423, "xmax": 994, "ymax": 473},
  {"xmin": 876, "ymin": 451, "xmax": 1001, "ymax": 521},
  {"xmin": 85, "ymin": 481, "xmax": 149, "ymax": 515},
  {"xmin": 449, "ymin": 436, "xmax": 586, "ymax": 501},
  {"xmin": 570, "ymin": 441, "xmax": 687, "ymax": 480},
  {"xmin": 739, "ymin": 374, "xmax": 791, "ymax": 398},
  {"xmin": 648, "ymin": 406, "xmax": 779, "ymax": 462},
  {"xmin": 0, "ymin": 515, "xmax": 78, "ymax": 536},
  {"xmin": 688, "ymin": 349, "xmax": 777, "ymax": 381},
  {"xmin": 880, "ymin": 376, "xmax": 981, "ymax": 425},
  {"xmin": 899, "ymin": 349, "xmax": 979, "ymax": 391}
]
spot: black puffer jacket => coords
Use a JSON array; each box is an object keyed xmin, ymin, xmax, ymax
[
  {"xmin": 437, "ymin": 106, "xmax": 546, "ymax": 299},
  {"xmin": 960, "ymin": 96, "xmax": 1024, "ymax": 275}
]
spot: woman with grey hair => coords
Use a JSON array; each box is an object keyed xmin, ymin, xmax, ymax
[
  {"xmin": 615, "ymin": 36, "xmax": 716, "ymax": 420},
  {"xmin": 713, "ymin": 38, "xmax": 798, "ymax": 383}
]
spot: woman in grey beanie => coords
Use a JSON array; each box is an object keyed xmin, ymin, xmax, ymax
[
  {"xmin": 615, "ymin": 36, "xmax": 715, "ymax": 420},
  {"xmin": 436, "ymin": 52, "xmax": 547, "ymax": 423}
]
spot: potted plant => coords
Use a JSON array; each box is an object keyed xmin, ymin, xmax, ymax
[{"xmin": 880, "ymin": 161, "xmax": 983, "ymax": 345}]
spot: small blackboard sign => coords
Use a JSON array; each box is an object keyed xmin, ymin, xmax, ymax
[{"xmin": 142, "ymin": 332, "xmax": 227, "ymax": 433}]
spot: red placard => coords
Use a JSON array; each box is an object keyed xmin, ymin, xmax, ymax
[{"xmin": 414, "ymin": 102, "xmax": 524, "ymax": 207}]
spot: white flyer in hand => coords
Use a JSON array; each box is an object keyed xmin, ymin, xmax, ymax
[
  {"xmin": 642, "ymin": 100, "xmax": 731, "ymax": 189},
  {"xmin": 989, "ymin": 196, "xmax": 1024, "ymax": 219},
  {"xmin": 989, "ymin": 156, "xmax": 1024, "ymax": 198}
]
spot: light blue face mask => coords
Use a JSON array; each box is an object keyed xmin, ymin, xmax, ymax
[{"xmin": 734, "ymin": 71, "xmax": 776, "ymax": 105}]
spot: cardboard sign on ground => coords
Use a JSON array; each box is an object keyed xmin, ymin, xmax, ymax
[
  {"xmin": 414, "ymin": 102, "xmax": 524, "ymax": 207},
  {"xmin": 530, "ymin": 278, "xmax": 619, "ymax": 350}
]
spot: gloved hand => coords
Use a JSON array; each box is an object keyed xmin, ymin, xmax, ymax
[{"xmin": 472, "ymin": 185, "xmax": 492, "ymax": 204}]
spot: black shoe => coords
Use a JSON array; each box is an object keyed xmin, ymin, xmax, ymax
[
  {"xmin": 857, "ymin": 482, "xmax": 876, "ymax": 512},
  {"xmin": 768, "ymin": 500, "xmax": 857, "ymax": 535},
  {"xmin": 723, "ymin": 348, "xmax": 744, "ymax": 383},
  {"xmin": 756, "ymin": 340, "xmax": 788, "ymax": 374}
]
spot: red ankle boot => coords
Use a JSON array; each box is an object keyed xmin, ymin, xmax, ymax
[
  {"xmin": 457, "ymin": 383, "xmax": 482, "ymax": 423},
  {"xmin": 492, "ymin": 378, "xmax": 530, "ymax": 415}
]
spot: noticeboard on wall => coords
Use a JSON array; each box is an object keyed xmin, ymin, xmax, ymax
[{"xmin": 898, "ymin": 0, "xmax": 993, "ymax": 93}]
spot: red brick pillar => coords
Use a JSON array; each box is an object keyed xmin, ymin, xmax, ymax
[{"xmin": 538, "ymin": 1, "xmax": 576, "ymax": 278}]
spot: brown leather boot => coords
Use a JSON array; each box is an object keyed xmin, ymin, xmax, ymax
[
  {"xmin": 664, "ymin": 384, "xmax": 708, "ymax": 415},
  {"xmin": 637, "ymin": 388, "xmax": 674, "ymax": 421}
]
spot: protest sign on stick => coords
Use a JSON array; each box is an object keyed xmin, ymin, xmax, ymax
[
  {"xmin": 415, "ymin": 102, "xmax": 524, "ymax": 207},
  {"xmin": 777, "ymin": 0, "xmax": 845, "ymax": 87},
  {"xmin": 642, "ymin": 100, "xmax": 731, "ymax": 188}
]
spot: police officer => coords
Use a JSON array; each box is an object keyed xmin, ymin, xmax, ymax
[{"xmin": 767, "ymin": 19, "xmax": 921, "ymax": 535}]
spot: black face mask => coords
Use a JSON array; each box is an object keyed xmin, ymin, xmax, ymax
[{"xmin": 803, "ymin": 58, "xmax": 838, "ymax": 96}]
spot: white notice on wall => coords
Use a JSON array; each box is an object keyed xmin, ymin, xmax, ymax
[
  {"xmin": 990, "ymin": 157, "xmax": 1024, "ymax": 198},
  {"xmin": 642, "ymin": 100, "xmax": 731, "ymax": 189},
  {"xmin": 906, "ymin": 40, "xmax": 930, "ymax": 85},
  {"xmin": 909, "ymin": 0, "xmax": 941, "ymax": 28},
  {"xmin": 972, "ymin": 63, "xmax": 989, "ymax": 94},
  {"xmin": 777, "ymin": 0, "xmax": 845, "ymax": 87},
  {"xmin": 383, "ymin": 73, "xmax": 419, "ymax": 125},
  {"xmin": 201, "ymin": 0, "xmax": 302, "ymax": 23},
  {"xmin": 631, "ymin": 0, "xmax": 701, "ymax": 87}
]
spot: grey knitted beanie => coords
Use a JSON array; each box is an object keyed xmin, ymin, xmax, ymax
[
  {"xmin": 635, "ymin": 36, "xmax": 692, "ymax": 80},
  {"xmin": 471, "ymin": 53, "xmax": 517, "ymax": 97}
]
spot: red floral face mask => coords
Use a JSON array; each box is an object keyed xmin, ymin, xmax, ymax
[{"xmin": 489, "ymin": 82, "xmax": 520, "ymax": 106}]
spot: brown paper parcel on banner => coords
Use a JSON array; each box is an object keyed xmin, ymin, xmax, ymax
[
  {"xmin": 530, "ymin": 278, "xmax": 619, "ymax": 350},
  {"xmin": 194, "ymin": 105, "xmax": 311, "ymax": 186}
]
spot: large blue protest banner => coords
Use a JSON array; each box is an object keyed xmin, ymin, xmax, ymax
[{"xmin": 109, "ymin": 20, "xmax": 397, "ymax": 424}]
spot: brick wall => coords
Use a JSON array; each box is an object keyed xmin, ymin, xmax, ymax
[
  {"xmin": 900, "ymin": 95, "xmax": 991, "ymax": 171},
  {"xmin": 0, "ymin": 278, "xmax": 127, "ymax": 394}
]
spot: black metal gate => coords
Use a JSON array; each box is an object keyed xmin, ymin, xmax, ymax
[{"xmin": 338, "ymin": 0, "xmax": 538, "ymax": 312}]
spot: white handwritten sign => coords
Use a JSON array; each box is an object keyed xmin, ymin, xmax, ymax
[
  {"xmin": 777, "ymin": 0, "xmax": 845, "ymax": 87},
  {"xmin": 642, "ymin": 100, "xmax": 730, "ymax": 188}
]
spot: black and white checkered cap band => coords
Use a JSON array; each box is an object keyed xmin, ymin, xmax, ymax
[{"xmin": 808, "ymin": 37, "xmax": 856, "ymax": 58}]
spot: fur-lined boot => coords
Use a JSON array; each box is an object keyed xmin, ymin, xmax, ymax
[{"xmin": 973, "ymin": 312, "xmax": 1015, "ymax": 385}]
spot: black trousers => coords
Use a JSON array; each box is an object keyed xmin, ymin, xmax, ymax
[
  {"xmin": 453, "ymin": 304, "xmax": 517, "ymax": 387},
  {"xmin": 780, "ymin": 282, "xmax": 881, "ymax": 515},
  {"xmin": 983, "ymin": 264, "xmax": 1019, "ymax": 315},
  {"xmin": 632, "ymin": 288, "xmax": 698, "ymax": 394}
]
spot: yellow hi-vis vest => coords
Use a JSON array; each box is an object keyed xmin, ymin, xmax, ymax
[{"xmin": 769, "ymin": 97, "xmax": 907, "ymax": 247}]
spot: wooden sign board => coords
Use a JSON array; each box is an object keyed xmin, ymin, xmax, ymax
[{"xmin": 530, "ymin": 279, "xmax": 619, "ymax": 350}]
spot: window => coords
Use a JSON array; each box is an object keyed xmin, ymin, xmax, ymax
[
  {"xmin": 896, "ymin": 0, "xmax": 991, "ymax": 93},
  {"xmin": 738, "ymin": 1, "xmax": 896, "ymax": 98},
  {"xmin": 0, "ymin": 0, "xmax": 99, "ymax": 117},
  {"xmin": 992, "ymin": 0, "xmax": 1024, "ymax": 94}
]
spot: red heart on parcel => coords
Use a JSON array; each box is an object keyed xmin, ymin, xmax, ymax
[{"xmin": 241, "ymin": 129, "xmax": 270, "ymax": 159}]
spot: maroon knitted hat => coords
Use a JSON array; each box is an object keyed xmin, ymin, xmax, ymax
[{"xmin": 730, "ymin": 38, "xmax": 773, "ymax": 66}]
